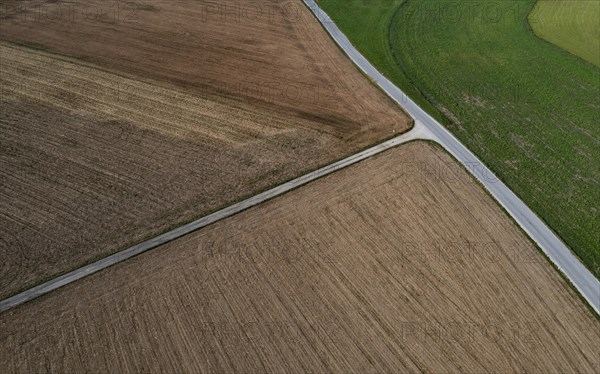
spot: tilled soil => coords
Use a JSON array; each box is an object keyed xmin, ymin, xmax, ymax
[
  {"xmin": 0, "ymin": 0, "xmax": 405, "ymax": 136},
  {"xmin": 0, "ymin": 0, "xmax": 410, "ymax": 298},
  {"xmin": 1, "ymin": 142, "xmax": 597, "ymax": 373}
]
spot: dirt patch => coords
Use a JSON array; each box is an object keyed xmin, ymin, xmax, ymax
[{"xmin": 462, "ymin": 93, "xmax": 487, "ymax": 108}]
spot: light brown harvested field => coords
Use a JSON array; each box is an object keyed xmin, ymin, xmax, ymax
[
  {"xmin": 0, "ymin": 0, "xmax": 401, "ymax": 132},
  {"xmin": 0, "ymin": 0, "xmax": 409, "ymax": 298},
  {"xmin": 1, "ymin": 142, "xmax": 598, "ymax": 373}
]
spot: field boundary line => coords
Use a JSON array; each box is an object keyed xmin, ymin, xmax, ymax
[
  {"xmin": 0, "ymin": 122, "xmax": 435, "ymax": 313},
  {"xmin": 300, "ymin": 0, "xmax": 599, "ymax": 315}
]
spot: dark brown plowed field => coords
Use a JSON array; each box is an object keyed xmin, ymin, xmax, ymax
[
  {"xmin": 0, "ymin": 0, "xmax": 404, "ymax": 134},
  {"xmin": 0, "ymin": 0, "xmax": 409, "ymax": 298}
]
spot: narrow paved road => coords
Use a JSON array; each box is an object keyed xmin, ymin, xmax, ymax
[
  {"xmin": 301, "ymin": 0, "xmax": 599, "ymax": 315},
  {"xmin": 0, "ymin": 122, "xmax": 435, "ymax": 313},
  {"xmin": 2, "ymin": 3, "xmax": 598, "ymax": 316}
]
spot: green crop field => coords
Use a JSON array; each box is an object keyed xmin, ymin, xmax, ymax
[
  {"xmin": 316, "ymin": 0, "xmax": 600, "ymax": 278},
  {"xmin": 530, "ymin": 0, "xmax": 600, "ymax": 67}
]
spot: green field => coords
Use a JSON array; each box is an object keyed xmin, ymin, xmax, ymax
[
  {"xmin": 530, "ymin": 0, "xmax": 600, "ymax": 67},
  {"xmin": 317, "ymin": 0, "xmax": 600, "ymax": 277}
]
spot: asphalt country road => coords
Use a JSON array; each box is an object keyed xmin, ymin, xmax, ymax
[
  {"xmin": 300, "ymin": 0, "xmax": 599, "ymax": 314},
  {"xmin": 0, "ymin": 122, "xmax": 435, "ymax": 313}
]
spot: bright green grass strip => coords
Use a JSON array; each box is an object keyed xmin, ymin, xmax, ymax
[
  {"xmin": 309, "ymin": 1, "xmax": 402, "ymax": 77},
  {"xmin": 530, "ymin": 0, "xmax": 600, "ymax": 67},
  {"xmin": 314, "ymin": 0, "xmax": 442, "ymax": 136},
  {"xmin": 317, "ymin": 0, "xmax": 600, "ymax": 278}
]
